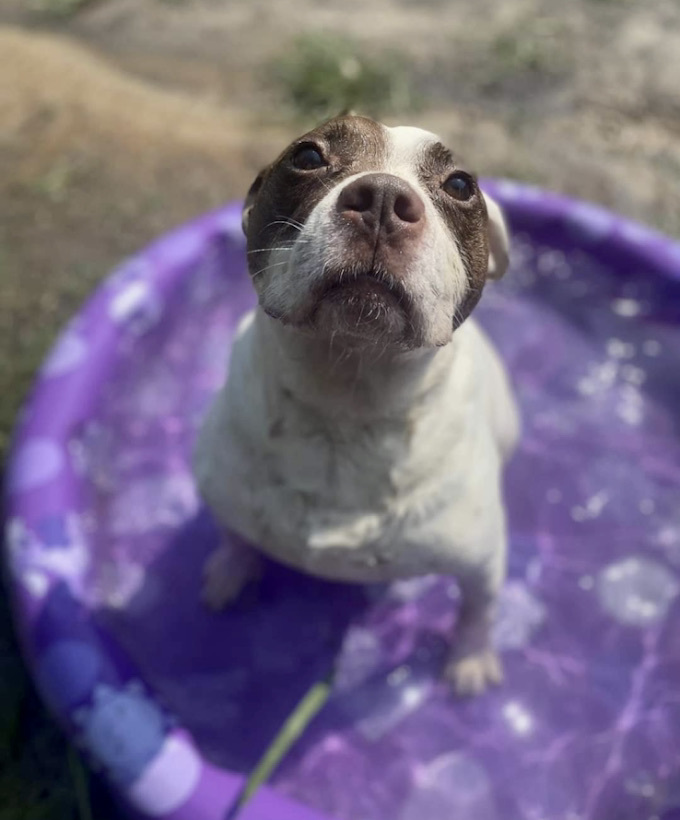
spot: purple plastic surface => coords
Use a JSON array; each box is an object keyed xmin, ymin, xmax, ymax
[
  {"xmin": 5, "ymin": 181, "xmax": 680, "ymax": 820},
  {"xmin": 238, "ymin": 787, "xmax": 332, "ymax": 820}
]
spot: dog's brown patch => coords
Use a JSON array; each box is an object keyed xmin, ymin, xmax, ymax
[
  {"xmin": 245, "ymin": 115, "xmax": 387, "ymax": 273},
  {"xmin": 417, "ymin": 142, "xmax": 490, "ymax": 326}
]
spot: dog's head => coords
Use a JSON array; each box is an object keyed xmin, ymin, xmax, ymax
[{"xmin": 243, "ymin": 114, "xmax": 509, "ymax": 349}]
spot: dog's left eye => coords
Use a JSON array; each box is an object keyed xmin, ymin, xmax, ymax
[
  {"xmin": 292, "ymin": 144, "xmax": 328, "ymax": 170},
  {"xmin": 442, "ymin": 172, "xmax": 474, "ymax": 201}
]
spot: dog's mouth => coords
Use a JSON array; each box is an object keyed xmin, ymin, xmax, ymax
[
  {"xmin": 315, "ymin": 269, "xmax": 410, "ymax": 313},
  {"xmin": 262, "ymin": 264, "xmax": 418, "ymax": 344}
]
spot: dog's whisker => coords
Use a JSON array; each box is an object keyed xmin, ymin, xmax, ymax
[
  {"xmin": 248, "ymin": 238, "xmax": 310, "ymax": 257},
  {"xmin": 274, "ymin": 214, "xmax": 305, "ymax": 228},
  {"xmin": 247, "ymin": 246, "xmax": 296, "ymax": 255},
  {"xmin": 251, "ymin": 260, "xmax": 291, "ymax": 279},
  {"xmin": 265, "ymin": 219, "xmax": 305, "ymax": 233}
]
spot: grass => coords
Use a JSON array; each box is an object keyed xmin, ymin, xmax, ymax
[
  {"xmin": 271, "ymin": 34, "xmax": 417, "ymax": 120},
  {"xmin": 31, "ymin": 160, "xmax": 78, "ymax": 205},
  {"xmin": 484, "ymin": 16, "xmax": 570, "ymax": 89},
  {"xmin": 30, "ymin": 0, "xmax": 96, "ymax": 18}
]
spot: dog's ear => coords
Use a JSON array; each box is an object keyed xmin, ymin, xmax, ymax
[
  {"xmin": 242, "ymin": 167, "xmax": 269, "ymax": 236},
  {"xmin": 483, "ymin": 193, "xmax": 510, "ymax": 280}
]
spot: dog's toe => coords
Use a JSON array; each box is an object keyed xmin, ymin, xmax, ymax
[{"xmin": 445, "ymin": 649, "xmax": 503, "ymax": 697}]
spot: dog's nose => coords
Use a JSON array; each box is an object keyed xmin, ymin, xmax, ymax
[{"xmin": 337, "ymin": 173, "xmax": 425, "ymax": 238}]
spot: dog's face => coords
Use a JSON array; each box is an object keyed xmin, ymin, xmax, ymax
[{"xmin": 243, "ymin": 114, "xmax": 509, "ymax": 349}]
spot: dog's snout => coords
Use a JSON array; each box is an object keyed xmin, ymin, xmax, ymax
[{"xmin": 337, "ymin": 173, "xmax": 425, "ymax": 237}]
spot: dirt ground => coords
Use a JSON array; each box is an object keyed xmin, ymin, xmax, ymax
[
  {"xmin": 1, "ymin": 1, "xmax": 680, "ymax": 459},
  {"xmin": 0, "ymin": 2, "xmax": 679, "ymax": 817},
  {"xmin": 1, "ymin": 1, "xmax": 679, "ymax": 456}
]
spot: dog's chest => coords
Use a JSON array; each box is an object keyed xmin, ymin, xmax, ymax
[
  {"xmin": 266, "ymin": 404, "xmax": 418, "ymax": 509},
  {"xmin": 193, "ymin": 313, "xmax": 508, "ymax": 582},
  {"xmin": 198, "ymin": 381, "xmax": 484, "ymax": 582}
]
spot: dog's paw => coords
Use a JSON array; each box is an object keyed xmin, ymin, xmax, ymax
[
  {"xmin": 201, "ymin": 546, "xmax": 261, "ymax": 611},
  {"xmin": 445, "ymin": 649, "xmax": 503, "ymax": 697}
]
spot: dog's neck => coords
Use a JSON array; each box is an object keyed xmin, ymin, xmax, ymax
[{"xmin": 254, "ymin": 309, "xmax": 458, "ymax": 421}]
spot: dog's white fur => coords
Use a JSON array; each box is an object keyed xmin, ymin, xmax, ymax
[
  {"xmin": 196, "ymin": 311, "xmax": 518, "ymax": 582},
  {"xmin": 194, "ymin": 123, "xmax": 520, "ymax": 694}
]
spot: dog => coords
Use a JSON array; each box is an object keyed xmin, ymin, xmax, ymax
[{"xmin": 193, "ymin": 114, "xmax": 520, "ymax": 696}]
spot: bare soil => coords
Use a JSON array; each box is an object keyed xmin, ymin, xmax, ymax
[{"xmin": 1, "ymin": 2, "xmax": 679, "ymax": 460}]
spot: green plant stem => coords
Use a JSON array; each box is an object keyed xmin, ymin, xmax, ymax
[
  {"xmin": 68, "ymin": 746, "xmax": 93, "ymax": 820},
  {"xmin": 239, "ymin": 680, "xmax": 331, "ymax": 809}
]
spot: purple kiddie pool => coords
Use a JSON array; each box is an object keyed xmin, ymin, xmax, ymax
[{"xmin": 5, "ymin": 181, "xmax": 680, "ymax": 820}]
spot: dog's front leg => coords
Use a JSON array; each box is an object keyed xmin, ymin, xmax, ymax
[
  {"xmin": 444, "ymin": 557, "xmax": 504, "ymax": 697},
  {"xmin": 201, "ymin": 538, "xmax": 262, "ymax": 610}
]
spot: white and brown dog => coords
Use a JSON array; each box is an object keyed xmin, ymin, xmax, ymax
[{"xmin": 194, "ymin": 114, "xmax": 520, "ymax": 695}]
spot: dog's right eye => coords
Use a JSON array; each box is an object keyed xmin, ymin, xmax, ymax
[
  {"xmin": 443, "ymin": 172, "xmax": 474, "ymax": 201},
  {"xmin": 292, "ymin": 144, "xmax": 328, "ymax": 171}
]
